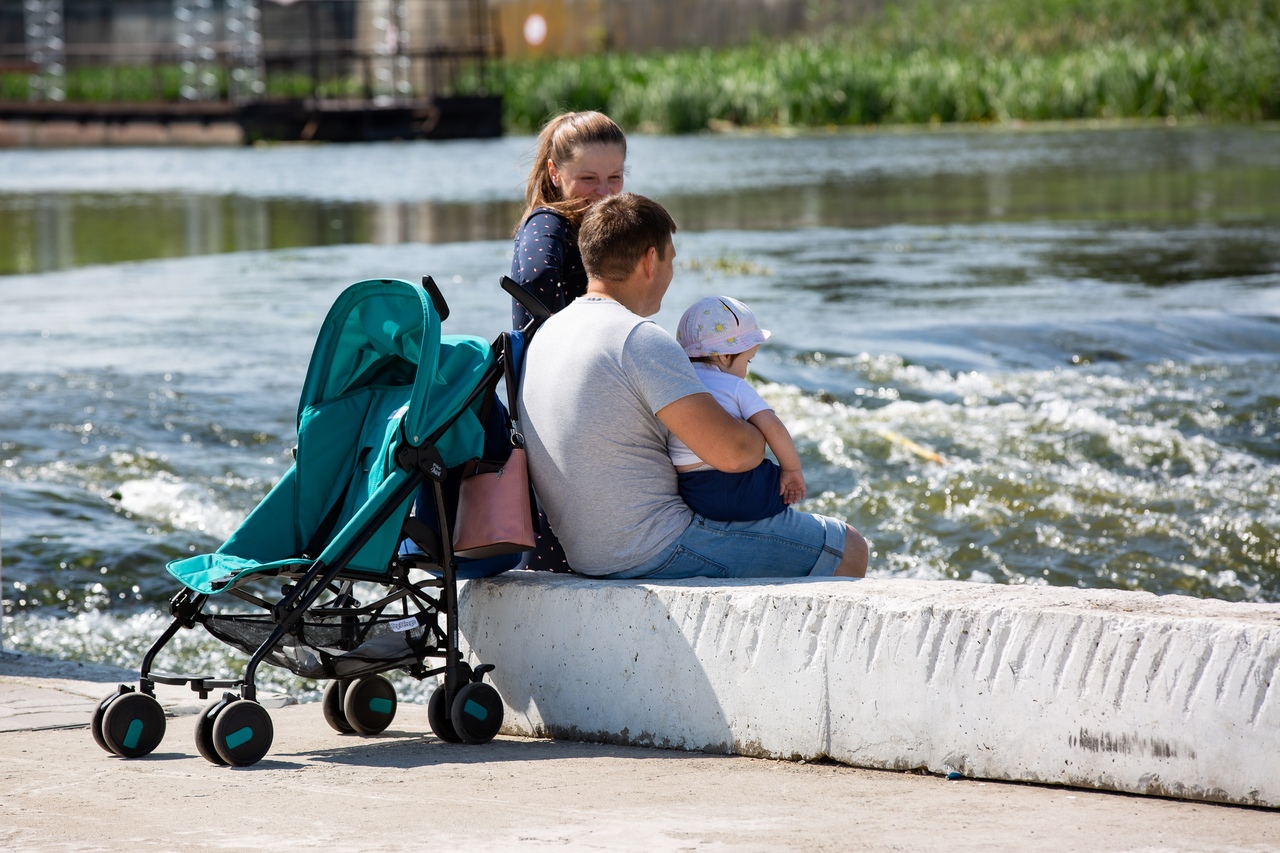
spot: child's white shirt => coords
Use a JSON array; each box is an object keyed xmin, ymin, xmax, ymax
[{"xmin": 667, "ymin": 362, "xmax": 773, "ymax": 468}]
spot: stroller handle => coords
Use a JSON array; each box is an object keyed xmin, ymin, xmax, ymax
[
  {"xmin": 502, "ymin": 276, "xmax": 552, "ymax": 324},
  {"xmin": 421, "ymin": 276, "xmax": 450, "ymax": 322}
]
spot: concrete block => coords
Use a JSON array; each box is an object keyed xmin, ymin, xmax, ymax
[{"xmin": 458, "ymin": 574, "xmax": 1280, "ymax": 807}]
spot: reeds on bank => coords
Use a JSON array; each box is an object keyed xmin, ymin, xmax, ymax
[
  {"xmin": 4, "ymin": 0, "xmax": 1273, "ymax": 134},
  {"xmin": 481, "ymin": 0, "xmax": 1280, "ymax": 132}
]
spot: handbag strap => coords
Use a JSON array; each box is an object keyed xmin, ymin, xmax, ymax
[
  {"xmin": 500, "ymin": 332, "xmax": 526, "ymax": 451},
  {"xmin": 499, "ymin": 331, "xmax": 540, "ymax": 532}
]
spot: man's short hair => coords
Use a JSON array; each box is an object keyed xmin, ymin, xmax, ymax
[{"xmin": 579, "ymin": 193, "xmax": 678, "ymax": 283}]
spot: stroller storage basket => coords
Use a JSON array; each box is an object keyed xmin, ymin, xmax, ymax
[{"xmin": 202, "ymin": 606, "xmax": 443, "ymax": 681}]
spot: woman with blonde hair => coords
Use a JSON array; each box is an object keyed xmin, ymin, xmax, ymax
[
  {"xmin": 509, "ymin": 110, "xmax": 627, "ymax": 329},
  {"xmin": 508, "ymin": 111, "xmax": 627, "ymax": 571}
]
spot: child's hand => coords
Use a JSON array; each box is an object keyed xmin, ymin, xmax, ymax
[{"xmin": 779, "ymin": 468, "xmax": 806, "ymax": 504}]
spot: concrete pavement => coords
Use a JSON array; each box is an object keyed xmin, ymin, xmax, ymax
[{"xmin": 2, "ymin": 650, "xmax": 1279, "ymax": 852}]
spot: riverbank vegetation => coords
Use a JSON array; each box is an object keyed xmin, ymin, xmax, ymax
[
  {"xmin": 479, "ymin": 0, "xmax": 1280, "ymax": 132},
  {"xmin": 0, "ymin": 66, "xmax": 369, "ymax": 104}
]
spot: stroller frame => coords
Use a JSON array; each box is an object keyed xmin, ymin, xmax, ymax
[{"xmin": 90, "ymin": 276, "xmax": 549, "ymax": 766}]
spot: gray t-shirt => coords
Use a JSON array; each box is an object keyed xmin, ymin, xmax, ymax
[{"xmin": 517, "ymin": 297, "xmax": 708, "ymax": 575}]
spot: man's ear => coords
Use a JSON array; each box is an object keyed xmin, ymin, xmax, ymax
[{"xmin": 640, "ymin": 245, "xmax": 658, "ymax": 279}]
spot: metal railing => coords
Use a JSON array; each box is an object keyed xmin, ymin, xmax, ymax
[
  {"xmin": 1, "ymin": 0, "xmax": 497, "ymax": 106},
  {"xmin": 0, "ymin": 39, "xmax": 496, "ymax": 105}
]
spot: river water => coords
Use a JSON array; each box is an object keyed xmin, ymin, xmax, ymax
[{"xmin": 2, "ymin": 123, "xmax": 1279, "ymax": 697}]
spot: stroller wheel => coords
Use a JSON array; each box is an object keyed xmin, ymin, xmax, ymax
[
  {"xmin": 100, "ymin": 691, "xmax": 167, "ymax": 758},
  {"xmin": 343, "ymin": 675, "xmax": 397, "ymax": 736},
  {"xmin": 195, "ymin": 695, "xmax": 234, "ymax": 766},
  {"xmin": 427, "ymin": 686, "xmax": 462, "ymax": 743},
  {"xmin": 450, "ymin": 682, "xmax": 504, "ymax": 745},
  {"xmin": 91, "ymin": 686, "xmax": 130, "ymax": 755},
  {"xmin": 211, "ymin": 699, "xmax": 274, "ymax": 767},
  {"xmin": 322, "ymin": 680, "xmax": 356, "ymax": 734}
]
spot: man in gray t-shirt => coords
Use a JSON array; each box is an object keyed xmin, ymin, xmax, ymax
[
  {"xmin": 520, "ymin": 297, "xmax": 704, "ymax": 573},
  {"xmin": 518, "ymin": 193, "xmax": 868, "ymax": 580}
]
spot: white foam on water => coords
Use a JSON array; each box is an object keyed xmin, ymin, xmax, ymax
[
  {"xmin": 114, "ymin": 476, "xmax": 243, "ymax": 541},
  {"xmin": 753, "ymin": 357, "xmax": 1279, "ymax": 597}
]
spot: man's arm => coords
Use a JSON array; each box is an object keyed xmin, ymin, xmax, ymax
[{"xmin": 658, "ymin": 393, "xmax": 765, "ymax": 473}]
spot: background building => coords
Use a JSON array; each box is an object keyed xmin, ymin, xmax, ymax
[{"xmin": 488, "ymin": 0, "xmax": 883, "ymax": 57}]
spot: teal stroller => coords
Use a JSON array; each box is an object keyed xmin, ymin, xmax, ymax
[{"xmin": 90, "ymin": 276, "xmax": 547, "ymax": 766}]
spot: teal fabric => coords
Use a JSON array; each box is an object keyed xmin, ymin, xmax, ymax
[
  {"xmin": 167, "ymin": 279, "xmax": 494, "ymax": 595},
  {"xmin": 166, "ymin": 553, "xmax": 312, "ymax": 595}
]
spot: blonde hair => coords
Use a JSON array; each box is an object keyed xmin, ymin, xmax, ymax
[{"xmin": 520, "ymin": 111, "xmax": 627, "ymax": 229}]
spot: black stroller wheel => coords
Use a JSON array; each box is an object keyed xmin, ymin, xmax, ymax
[
  {"xmin": 90, "ymin": 687, "xmax": 128, "ymax": 754},
  {"xmin": 211, "ymin": 699, "xmax": 273, "ymax": 767},
  {"xmin": 194, "ymin": 695, "xmax": 234, "ymax": 766},
  {"xmin": 100, "ymin": 691, "xmax": 167, "ymax": 758},
  {"xmin": 450, "ymin": 682, "xmax": 503, "ymax": 745},
  {"xmin": 427, "ymin": 686, "xmax": 462, "ymax": 743},
  {"xmin": 343, "ymin": 675, "xmax": 397, "ymax": 736},
  {"xmin": 322, "ymin": 680, "xmax": 356, "ymax": 734}
]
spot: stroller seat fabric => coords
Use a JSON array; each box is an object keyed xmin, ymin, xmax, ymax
[{"xmin": 168, "ymin": 287, "xmax": 493, "ymax": 593}]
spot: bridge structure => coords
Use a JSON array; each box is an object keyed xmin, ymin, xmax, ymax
[{"xmin": 0, "ymin": 0, "xmax": 502, "ymax": 144}]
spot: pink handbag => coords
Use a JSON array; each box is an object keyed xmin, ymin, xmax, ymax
[
  {"xmin": 451, "ymin": 448, "xmax": 536, "ymax": 559},
  {"xmin": 451, "ymin": 331, "xmax": 538, "ymax": 560}
]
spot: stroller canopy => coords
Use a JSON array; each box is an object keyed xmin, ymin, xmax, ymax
[
  {"xmin": 169, "ymin": 278, "xmax": 493, "ymax": 594},
  {"xmin": 302, "ymin": 279, "xmax": 481, "ymax": 449}
]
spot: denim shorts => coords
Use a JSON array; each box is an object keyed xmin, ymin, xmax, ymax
[{"xmin": 603, "ymin": 508, "xmax": 847, "ymax": 580}]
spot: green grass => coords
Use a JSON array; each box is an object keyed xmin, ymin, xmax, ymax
[
  {"xmin": 4, "ymin": 1, "xmax": 1276, "ymax": 132},
  {"xmin": 469, "ymin": 0, "xmax": 1280, "ymax": 132},
  {"xmin": 1, "ymin": 65, "xmax": 196, "ymax": 103},
  {"xmin": 2, "ymin": 65, "xmax": 467, "ymax": 104}
]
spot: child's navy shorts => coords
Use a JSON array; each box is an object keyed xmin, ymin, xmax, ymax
[{"xmin": 676, "ymin": 458, "xmax": 787, "ymax": 522}]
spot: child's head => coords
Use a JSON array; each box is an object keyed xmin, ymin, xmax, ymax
[{"xmin": 677, "ymin": 296, "xmax": 770, "ymax": 378}]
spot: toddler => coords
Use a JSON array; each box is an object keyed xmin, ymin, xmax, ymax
[{"xmin": 669, "ymin": 296, "xmax": 805, "ymax": 522}]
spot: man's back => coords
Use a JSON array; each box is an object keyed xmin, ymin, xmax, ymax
[{"xmin": 518, "ymin": 296, "xmax": 705, "ymax": 575}]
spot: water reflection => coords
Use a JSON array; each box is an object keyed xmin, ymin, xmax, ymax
[
  {"xmin": 663, "ymin": 164, "xmax": 1280, "ymax": 232},
  {"xmin": 0, "ymin": 193, "xmax": 523, "ymax": 274},
  {"xmin": 5, "ymin": 158, "xmax": 1278, "ymax": 275}
]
